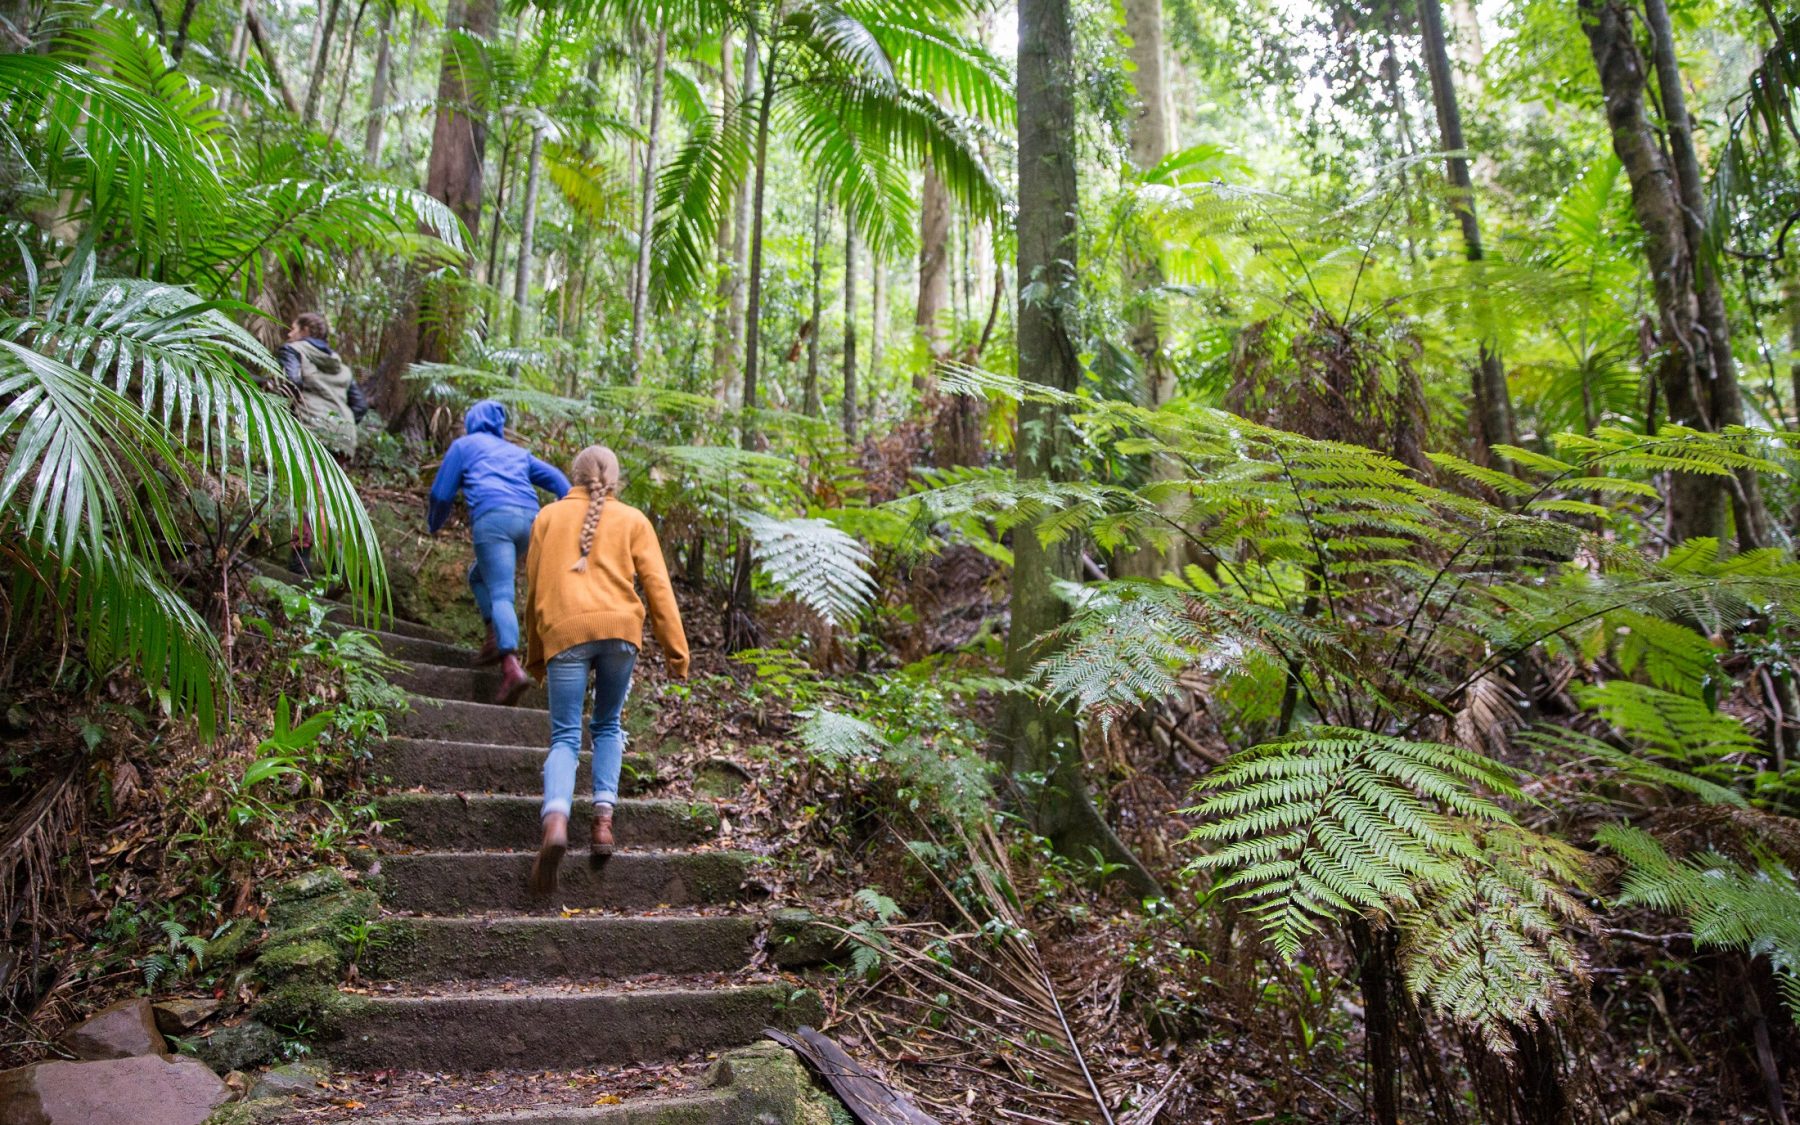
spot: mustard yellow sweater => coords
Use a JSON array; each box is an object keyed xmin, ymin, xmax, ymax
[{"xmin": 523, "ymin": 489, "xmax": 690, "ymax": 680}]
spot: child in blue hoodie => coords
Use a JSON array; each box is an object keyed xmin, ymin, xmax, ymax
[{"xmin": 427, "ymin": 400, "xmax": 570, "ymax": 704}]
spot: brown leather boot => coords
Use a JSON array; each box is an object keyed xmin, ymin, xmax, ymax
[
  {"xmin": 494, "ymin": 653, "xmax": 530, "ymax": 706},
  {"xmin": 590, "ymin": 806, "xmax": 616, "ymax": 857},
  {"xmin": 528, "ymin": 812, "xmax": 568, "ymax": 895},
  {"xmin": 474, "ymin": 624, "xmax": 500, "ymax": 667}
]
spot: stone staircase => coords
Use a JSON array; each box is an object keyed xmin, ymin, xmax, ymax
[{"xmin": 290, "ymin": 583, "xmax": 831, "ymax": 1122}]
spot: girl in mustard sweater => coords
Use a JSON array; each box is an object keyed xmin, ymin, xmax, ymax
[{"xmin": 523, "ymin": 445, "xmax": 689, "ymax": 893}]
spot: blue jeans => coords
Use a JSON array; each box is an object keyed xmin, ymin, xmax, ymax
[
  {"xmin": 468, "ymin": 507, "xmax": 536, "ymax": 653},
  {"xmin": 542, "ymin": 639, "xmax": 639, "ymax": 818}
]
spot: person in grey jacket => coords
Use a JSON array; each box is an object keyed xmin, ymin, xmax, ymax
[{"xmin": 273, "ymin": 312, "xmax": 367, "ymax": 573}]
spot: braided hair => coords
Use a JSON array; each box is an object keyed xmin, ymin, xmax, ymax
[{"xmin": 568, "ymin": 445, "xmax": 621, "ymax": 572}]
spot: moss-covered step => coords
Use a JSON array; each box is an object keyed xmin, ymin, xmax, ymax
[
  {"xmin": 372, "ymin": 737, "xmax": 657, "ymax": 794},
  {"xmin": 379, "ymin": 794, "xmax": 718, "ymax": 850},
  {"xmin": 389, "ymin": 661, "xmax": 548, "ymax": 708},
  {"xmin": 365, "ymin": 914, "xmax": 760, "ymax": 981},
  {"xmin": 327, "ymin": 981, "xmax": 821, "ymax": 1070},
  {"xmin": 345, "ymin": 1091, "xmax": 739, "ymax": 1124},
  {"xmin": 378, "ymin": 850, "xmax": 752, "ymax": 914},
  {"xmin": 395, "ymin": 695, "xmax": 550, "ymax": 745}
]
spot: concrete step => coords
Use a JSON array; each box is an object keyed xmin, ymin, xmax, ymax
[
  {"xmin": 397, "ymin": 695, "xmax": 548, "ymax": 746},
  {"xmin": 392, "ymin": 662, "xmax": 547, "ymax": 708},
  {"xmin": 328, "ymin": 981, "xmax": 819, "ymax": 1070},
  {"xmin": 250, "ymin": 563, "xmax": 453, "ymax": 644},
  {"xmin": 365, "ymin": 914, "xmax": 759, "ymax": 982},
  {"xmin": 378, "ymin": 850, "xmax": 753, "ymax": 914},
  {"xmin": 380, "ymin": 794, "xmax": 719, "ymax": 851},
  {"xmin": 366, "ymin": 630, "xmax": 474, "ymax": 667},
  {"xmin": 373, "ymin": 738, "xmax": 658, "ymax": 794}
]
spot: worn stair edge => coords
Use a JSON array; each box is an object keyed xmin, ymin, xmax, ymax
[
  {"xmin": 364, "ymin": 630, "xmax": 475, "ymax": 667},
  {"xmin": 247, "ymin": 564, "xmax": 454, "ymax": 644},
  {"xmin": 379, "ymin": 794, "xmax": 720, "ymax": 851},
  {"xmin": 365, "ymin": 914, "xmax": 760, "ymax": 981},
  {"xmin": 397, "ymin": 694, "xmax": 551, "ymax": 745},
  {"xmin": 328, "ymin": 983, "xmax": 821, "ymax": 1070},
  {"xmin": 392, "ymin": 661, "xmax": 548, "ymax": 708},
  {"xmin": 378, "ymin": 850, "xmax": 754, "ymax": 914},
  {"xmin": 371, "ymin": 737, "xmax": 657, "ymax": 794}
]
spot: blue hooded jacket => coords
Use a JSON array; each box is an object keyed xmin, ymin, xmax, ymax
[{"xmin": 427, "ymin": 400, "xmax": 570, "ymax": 532}]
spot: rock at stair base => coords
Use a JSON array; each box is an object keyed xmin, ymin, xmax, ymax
[
  {"xmin": 0, "ymin": 1053, "xmax": 230, "ymax": 1125},
  {"xmin": 195, "ymin": 1020, "xmax": 282, "ymax": 1073},
  {"xmin": 152, "ymin": 998, "xmax": 220, "ymax": 1036},
  {"xmin": 247, "ymin": 1060, "xmax": 328, "ymax": 1100},
  {"xmin": 59, "ymin": 997, "xmax": 166, "ymax": 1059}
]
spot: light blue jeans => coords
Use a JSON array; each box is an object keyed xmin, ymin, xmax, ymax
[
  {"xmin": 542, "ymin": 639, "xmax": 639, "ymax": 819},
  {"xmin": 468, "ymin": 507, "xmax": 536, "ymax": 653}
]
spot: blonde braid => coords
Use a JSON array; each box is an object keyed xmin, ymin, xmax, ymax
[
  {"xmin": 567, "ymin": 444, "xmax": 621, "ymax": 573},
  {"xmin": 571, "ymin": 485, "xmax": 606, "ymax": 572}
]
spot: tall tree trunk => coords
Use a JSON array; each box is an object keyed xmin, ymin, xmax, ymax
[
  {"xmin": 711, "ymin": 32, "xmax": 740, "ymax": 406},
  {"xmin": 512, "ymin": 126, "xmax": 544, "ymax": 343},
  {"xmin": 868, "ymin": 252, "xmax": 884, "ymax": 408},
  {"xmin": 218, "ymin": 0, "xmax": 251, "ymax": 113},
  {"xmin": 1641, "ymin": 0, "xmax": 1772, "ymax": 548},
  {"xmin": 373, "ymin": 0, "xmax": 494, "ymax": 428},
  {"xmin": 915, "ymin": 162, "xmax": 952, "ymax": 386},
  {"xmin": 246, "ymin": 3, "xmax": 299, "ymax": 115},
  {"xmin": 1419, "ymin": 0, "xmax": 1515, "ymax": 459},
  {"xmin": 629, "ymin": 21, "xmax": 669, "ymax": 383},
  {"xmin": 1786, "ymin": 268, "xmax": 1800, "ymax": 428},
  {"xmin": 301, "ymin": 0, "xmax": 343, "ymax": 125},
  {"xmin": 363, "ymin": 2, "xmax": 393, "ymax": 164},
  {"xmin": 1007, "ymin": 0, "xmax": 1159, "ymax": 897},
  {"xmin": 843, "ymin": 216, "xmax": 859, "ymax": 440},
  {"xmin": 328, "ymin": 0, "xmax": 371, "ymax": 141},
  {"xmin": 484, "ymin": 133, "xmax": 513, "ymax": 288},
  {"xmin": 804, "ymin": 184, "xmax": 826, "ymax": 418},
  {"xmin": 719, "ymin": 31, "xmax": 757, "ymax": 409},
  {"xmin": 170, "ymin": 0, "xmax": 200, "ymax": 61},
  {"xmin": 1350, "ymin": 920, "xmax": 1402, "ymax": 1125},
  {"xmin": 1581, "ymin": 0, "xmax": 1729, "ymax": 543}
]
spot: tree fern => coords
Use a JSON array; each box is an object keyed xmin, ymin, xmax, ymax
[{"xmin": 741, "ymin": 512, "xmax": 877, "ymax": 627}]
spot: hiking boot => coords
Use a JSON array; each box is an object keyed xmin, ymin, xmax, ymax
[
  {"xmin": 494, "ymin": 653, "xmax": 530, "ymax": 706},
  {"xmin": 590, "ymin": 807, "xmax": 615, "ymax": 857},
  {"xmin": 528, "ymin": 812, "xmax": 568, "ymax": 895},
  {"xmin": 474, "ymin": 624, "xmax": 501, "ymax": 667}
]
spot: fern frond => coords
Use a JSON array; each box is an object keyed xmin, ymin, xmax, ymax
[{"xmin": 741, "ymin": 513, "xmax": 877, "ymax": 626}]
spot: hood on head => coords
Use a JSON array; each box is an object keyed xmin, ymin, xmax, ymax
[{"xmin": 465, "ymin": 400, "xmax": 507, "ymax": 437}]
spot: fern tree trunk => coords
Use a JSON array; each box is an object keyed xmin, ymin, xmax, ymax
[
  {"xmin": 1640, "ymin": 0, "xmax": 1771, "ymax": 549},
  {"xmin": 1419, "ymin": 0, "xmax": 1516, "ymax": 461},
  {"xmin": 1580, "ymin": 0, "xmax": 1730, "ymax": 544},
  {"xmin": 1007, "ymin": 0, "xmax": 1159, "ymax": 898},
  {"xmin": 1349, "ymin": 919, "xmax": 1401, "ymax": 1125}
]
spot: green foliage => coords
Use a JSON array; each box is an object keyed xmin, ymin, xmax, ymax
[
  {"xmin": 1600, "ymin": 825, "xmax": 1800, "ymax": 1019},
  {"xmin": 741, "ymin": 512, "xmax": 878, "ymax": 626}
]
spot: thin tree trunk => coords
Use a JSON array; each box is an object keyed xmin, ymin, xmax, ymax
[
  {"xmin": 868, "ymin": 252, "xmax": 884, "ymax": 407},
  {"xmin": 1007, "ymin": 0, "xmax": 1159, "ymax": 897},
  {"xmin": 485, "ymin": 132, "xmax": 514, "ymax": 288},
  {"xmin": 1351, "ymin": 920, "xmax": 1402, "ymax": 1125},
  {"xmin": 1581, "ymin": 0, "xmax": 1728, "ymax": 543},
  {"xmin": 246, "ymin": 3, "xmax": 299, "ymax": 115},
  {"xmin": 1641, "ymin": 0, "xmax": 1772, "ymax": 548},
  {"xmin": 629, "ymin": 21, "xmax": 669, "ymax": 383},
  {"xmin": 720, "ymin": 31, "xmax": 757, "ymax": 408},
  {"xmin": 363, "ymin": 2, "xmax": 393, "ymax": 164},
  {"xmin": 1419, "ymin": 0, "xmax": 1515, "ymax": 458},
  {"xmin": 1786, "ymin": 269, "xmax": 1800, "ymax": 428},
  {"xmin": 843, "ymin": 216, "xmax": 859, "ymax": 440},
  {"xmin": 328, "ymin": 0, "xmax": 370, "ymax": 141},
  {"xmin": 217, "ymin": 0, "xmax": 251, "ymax": 114},
  {"xmin": 171, "ymin": 0, "xmax": 200, "ymax": 61},
  {"xmin": 804, "ymin": 184, "xmax": 826, "ymax": 418},
  {"xmin": 301, "ymin": 0, "xmax": 343, "ymax": 125},
  {"xmin": 512, "ymin": 126, "xmax": 544, "ymax": 343},
  {"xmin": 915, "ymin": 162, "xmax": 952, "ymax": 385},
  {"xmin": 711, "ymin": 32, "xmax": 739, "ymax": 405}
]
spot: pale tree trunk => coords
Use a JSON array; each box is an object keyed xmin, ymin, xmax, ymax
[
  {"xmin": 710, "ymin": 32, "xmax": 739, "ymax": 405},
  {"xmin": 719, "ymin": 32, "xmax": 757, "ymax": 409},
  {"xmin": 512, "ymin": 126, "xmax": 544, "ymax": 343},
  {"xmin": 629, "ymin": 22, "xmax": 668, "ymax": 383},
  {"xmin": 915, "ymin": 162, "xmax": 952, "ymax": 384},
  {"xmin": 1419, "ymin": 0, "xmax": 1516, "ymax": 459},
  {"xmin": 1007, "ymin": 0, "xmax": 1159, "ymax": 897},
  {"xmin": 328, "ymin": 0, "xmax": 370, "ymax": 141},
  {"xmin": 804, "ymin": 185, "xmax": 825, "ymax": 418},
  {"xmin": 373, "ymin": 0, "xmax": 494, "ymax": 428},
  {"xmin": 217, "ymin": 0, "xmax": 251, "ymax": 114},
  {"xmin": 843, "ymin": 216, "xmax": 859, "ymax": 440},
  {"xmin": 364, "ymin": 2, "xmax": 393, "ymax": 164},
  {"xmin": 868, "ymin": 253, "xmax": 884, "ymax": 406},
  {"xmin": 1581, "ymin": 0, "xmax": 1730, "ymax": 543},
  {"xmin": 301, "ymin": 0, "xmax": 342, "ymax": 125},
  {"xmin": 1641, "ymin": 0, "xmax": 1772, "ymax": 548}
]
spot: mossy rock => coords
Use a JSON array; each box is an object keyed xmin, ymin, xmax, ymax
[
  {"xmin": 193, "ymin": 1020, "xmax": 282, "ymax": 1073},
  {"xmin": 203, "ymin": 1095, "xmax": 295, "ymax": 1125},
  {"xmin": 708, "ymin": 1041, "xmax": 846, "ymax": 1125},
  {"xmin": 203, "ymin": 918, "xmax": 261, "ymax": 967},
  {"xmin": 268, "ymin": 888, "xmax": 379, "ymax": 943},
  {"xmin": 695, "ymin": 759, "xmax": 752, "ymax": 799},
  {"xmin": 767, "ymin": 908, "xmax": 848, "ymax": 969},
  {"xmin": 271, "ymin": 869, "xmax": 348, "ymax": 904},
  {"xmin": 252, "ymin": 981, "xmax": 364, "ymax": 1037},
  {"xmin": 255, "ymin": 939, "xmax": 343, "ymax": 983}
]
